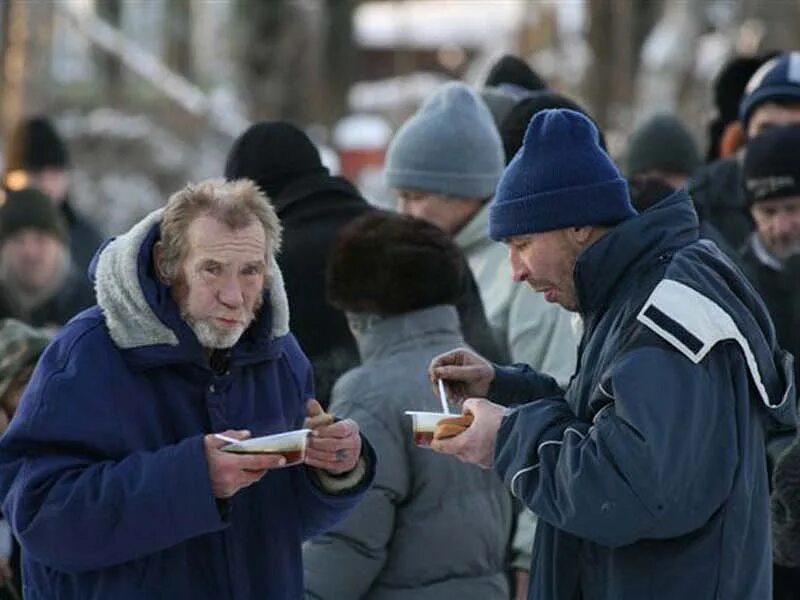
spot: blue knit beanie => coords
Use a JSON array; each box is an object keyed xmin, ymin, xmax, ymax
[
  {"xmin": 740, "ymin": 52, "xmax": 800, "ymax": 129},
  {"xmin": 385, "ymin": 82, "xmax": 504, "ymax": 199},
  {"xmin": 489, "ymin": 109, "xmax": 636, "ymax": 241}
]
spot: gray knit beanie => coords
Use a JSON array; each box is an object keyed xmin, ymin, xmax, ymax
[
  {"xmin": 625, "ymin": 113, "xmax": 700, "ymax": 178},
  {"xmin": 385, "ymin": 82, "xmax": 504, "ymax": 199}
]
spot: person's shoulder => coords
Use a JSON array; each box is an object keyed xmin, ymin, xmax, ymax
[{"xmin": 44, "ymin": 307, "xmax": 115, "ymax": 366}]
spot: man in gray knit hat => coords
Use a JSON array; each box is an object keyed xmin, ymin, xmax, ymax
[
  {"xmin": 385, "ymin": 81, "xmax": 578, "ymax": 387},
  {"xmin": 385, "ymin": 83, "xmax": 579, "ymax": 599}
]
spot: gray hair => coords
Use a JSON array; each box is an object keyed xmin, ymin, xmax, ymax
[{"xmin": 158, "ymin": 178, "xmax": 282, "ymax": 281}]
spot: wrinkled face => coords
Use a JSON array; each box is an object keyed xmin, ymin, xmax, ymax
[
  {"xmin": 506, "ymin": 229, "xmax": 583, "ymax": 312},
  {"xmin": 172, "ymin": 215, "xmax": 268, "ymax": 349},
  {"xmin": 0, "ymin": 229, "xmax": 65, "ymax": 292},
  {"xmin": 750, "ymin": 195, "xmax": 800, "ymax": 259},
  {"xmin": 396, "ymin": 189, "xmax": 480, "ymax": 235},
  {"xmin": 747, "ymin": 102, "xmax": 800, "ymax": 138}
]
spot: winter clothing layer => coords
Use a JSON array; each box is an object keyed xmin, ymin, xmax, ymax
[
  {"xmin": 263, "ymin": 172, "xmax": 372, "ymax": 407},
  {"xmin": 485, "ymin": 55, "xmax": 547, "ymax": 94},
  {"xmin": 304, "ymin": 305, "xmax": 512, "ymax": 600},
  {"xmin": 490, "ymin": 109, "xmax": 636, "ymax": 240},
  {"xmin": 385, "ymin": 82, "xmax": 504, "ymax": 199},
  {"xmin": 773, "ymin": 433, "xmax": 800, "ymax": 567},
  {"xmin": 0, "ymin": 209, "xmax": 375, "ymax": 600},
  {"xmin": 224, "ymin": 121, "xmax": 327, "ymax": 199},
  {"xmin": 491, "ymin": 189, "xmax": 797, "ymax": 599},
  {"xmin": 0, "ymin": 188, "xmax": 68, "ymax": 244},
  {"xmin": 62, "ymin": 199, "xmax": 104, "ymax": 276},
  {"xmin": 625, "ymin": 113, "xmax": 701, "ymax": 178},
  {"xmin": 740, "ymin": 236, "xmax": 800, "ymax": 384},
  {"xmin": 688, "ymin": 154, "xmax": 752, "ymax": 250},
  {"xmin": 455, "ymin": 203, "xmax": 577, "ymax": 385},
  {"xmin": 500, "ymin": 91, "xmax": 604, "ymax": 165},
  {"xmin": 224, "ymin": 121, "xmax": 367, "ymax": 407},
  {"xmin": 740, "ymin": 51, "xmax": 800, "ymax": 128},
  {"xmin": 0, "ymin": 319, "xmax": 48, "ymax": 399},
  {"xmin": 742, "ymin": 124, "xmax": 800, "ymax": 204},
  {"xmin": 327, "ymin": 211, "xmax": 464, "ymax": 317},
  {"xmin": 4, "ymin": 116, "xmax": 69, "ymax": 173}
]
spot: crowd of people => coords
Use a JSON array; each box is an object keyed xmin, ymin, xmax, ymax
[{"xmin": 0, "ymin": 49, "xmax": 796, "ymax": 599}]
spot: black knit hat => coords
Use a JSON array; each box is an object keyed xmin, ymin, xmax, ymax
[
  {"xmin": 743, "ymin": 125, "xmax": 800, "ymax": 205},
  {"xmin": 327, "ymin": 211, "xmax": 464, "ymax": 316},
  {"xmin": 485, "ymin": 54, "xmax": 547, "ymax": 95},
  {"xmin": 625, "ymin": 113, "xmax": 700, "ymax": 178},
  {"xmin": 499, "ymin": 91, "xmax": 605, "ymax": 164},
  {"xmin": 0, "ymin": 188, "xmax": 68, "ymax": 244},
  {"xmin": 4, "ymin": 116, "xmax": 69, "ymax": 174},
  {"xmin": 224, "ymin": 121, "xmax": 327, "ymax": 199}
]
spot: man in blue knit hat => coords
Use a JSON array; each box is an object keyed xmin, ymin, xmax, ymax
[{"xmin": 428, "ymin": 108, "xmax": 797, "ymax": 599}]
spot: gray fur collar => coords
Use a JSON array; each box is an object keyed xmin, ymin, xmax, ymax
[{"xmin": 94, "ymin": 208, "xmax": 290, "ymax": 349}]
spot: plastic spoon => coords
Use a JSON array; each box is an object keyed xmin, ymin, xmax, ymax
[{"xmin": 438, "ymin": 378, "xmax": 450, "ymax": 415}]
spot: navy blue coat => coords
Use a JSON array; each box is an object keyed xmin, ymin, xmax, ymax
[
  {"xmin": 0, "ymin": 209, "xmax": 375, "ymax": 599},
  {"xmin": 491, "ymin": 189, "xmax": 797, "ymax": 599}
]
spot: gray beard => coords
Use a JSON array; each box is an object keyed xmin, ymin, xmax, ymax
[{"xmin": 181, "ymin": 310, "xmax": 254, "ymax": 349}]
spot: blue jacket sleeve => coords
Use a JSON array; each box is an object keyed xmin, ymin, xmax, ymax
[
  {"xmin": 494, "ymin": 343, "xmax": 741, "ymax": 548},
  {"xmin": 488, "ymin": 363, "xmax": 564, "ymax": 406},
  {"xmin": 0, "ymin": 354, "xmax": 227, "ymax": 572}
]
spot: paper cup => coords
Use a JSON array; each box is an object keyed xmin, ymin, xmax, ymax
[{"xmin": 404, "ymin": 411, "xmax": 452, "ymax": 447}]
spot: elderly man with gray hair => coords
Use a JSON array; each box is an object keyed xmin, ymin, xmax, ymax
[{"xmin": 0, "ymin": 179, "xmax": 375, "ymax": 599}]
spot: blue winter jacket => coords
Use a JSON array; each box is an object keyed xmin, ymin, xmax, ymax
[
  {"xmin": 0, "ymin": 209, "xmax": 375, "ymax": 600},
  {"xmin": 491, "ymin": 189, "xmax": 797, "ymax": 599}
]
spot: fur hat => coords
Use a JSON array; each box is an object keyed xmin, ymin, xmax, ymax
[
  {"xmin": 4, "ymin": 116, "xmax": 69, "ymax": 175},
  {"xmin": 385, "ymin": 82, "xmax": 504, "ymax": 199},
  {"xmin": 743, "ymin": 125, "xmax": 800, "ymax": 205},
  {"xmin": 224, "ymin": 121, "xmax": 327, "ymax": 198},
  {"xmin": 489, "ymin": 109, "xmax": 636, "ymax": 240},
  {"xmin": 625, "ymin": 113, "xmax": 700, "ymax": 178},
  {"xmin": 500, "ymin": 91, "xmax": 605, "ymax": 165},
  {"xmin": 327, "ymin": 211, "xmax": 464, "ymax": 316},
  {"xmin": 0, "ymin": 187, "xmax": 68, "ymax": 244},
  {"xmin": 740, "ymin": 52, "xmax": 800, "ymax": 129}
]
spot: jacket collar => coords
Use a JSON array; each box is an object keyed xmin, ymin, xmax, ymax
[
  {"xmin": 351, "ymin": 305, "xmax": 461, "ymax": 362},
  {"xmin": 454, "ymin": 202, "xmax": 492, "ymax": 252},
  {"xmin": 271, "ymin": 173, "xmax": 366, "ymax": 214},
  {"xmin": 574, "ymin": 187, "xmax": 699, "ymax": 317},
  {"xmin": 92, "ymin": 209, "xmax": 290, "ymax": 367}
]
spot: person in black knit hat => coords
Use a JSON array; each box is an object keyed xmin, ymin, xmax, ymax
[
  {"xmin": 3, "ymin": 116, "xmax": 103, "ymax": 275},
  {"xmin": 484, "ymin": 54, "xmax": 547, "ymax": 99},
  {"xmin": 224, "ymin": 121, "xmax": 502, "ymax": 406}
]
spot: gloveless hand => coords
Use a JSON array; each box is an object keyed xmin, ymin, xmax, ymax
[{"xmin": 430, "ymin": 397, "xmax": 505, "ymax": 469}]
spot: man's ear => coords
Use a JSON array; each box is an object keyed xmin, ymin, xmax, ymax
[
  {"xmin": 569, "ymin": 226, "xmax": 593, "ymax": 246},
  {"xmin": 153, "ymin": 242, "xmax": 169, "ymax": 284}
]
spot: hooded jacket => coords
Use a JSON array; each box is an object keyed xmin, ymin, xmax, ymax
[
  {"xmin": 490, "ymin": 189, "xmax": 797, "ymax": 599},
  {"xmin": 0, "ymin": 209, "xmax": 375, "ymax": 600}
]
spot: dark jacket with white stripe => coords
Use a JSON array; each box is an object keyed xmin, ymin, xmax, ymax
[{"xmin": 490, "ymin": 189, "xmax": 797, "ymax": 600}]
